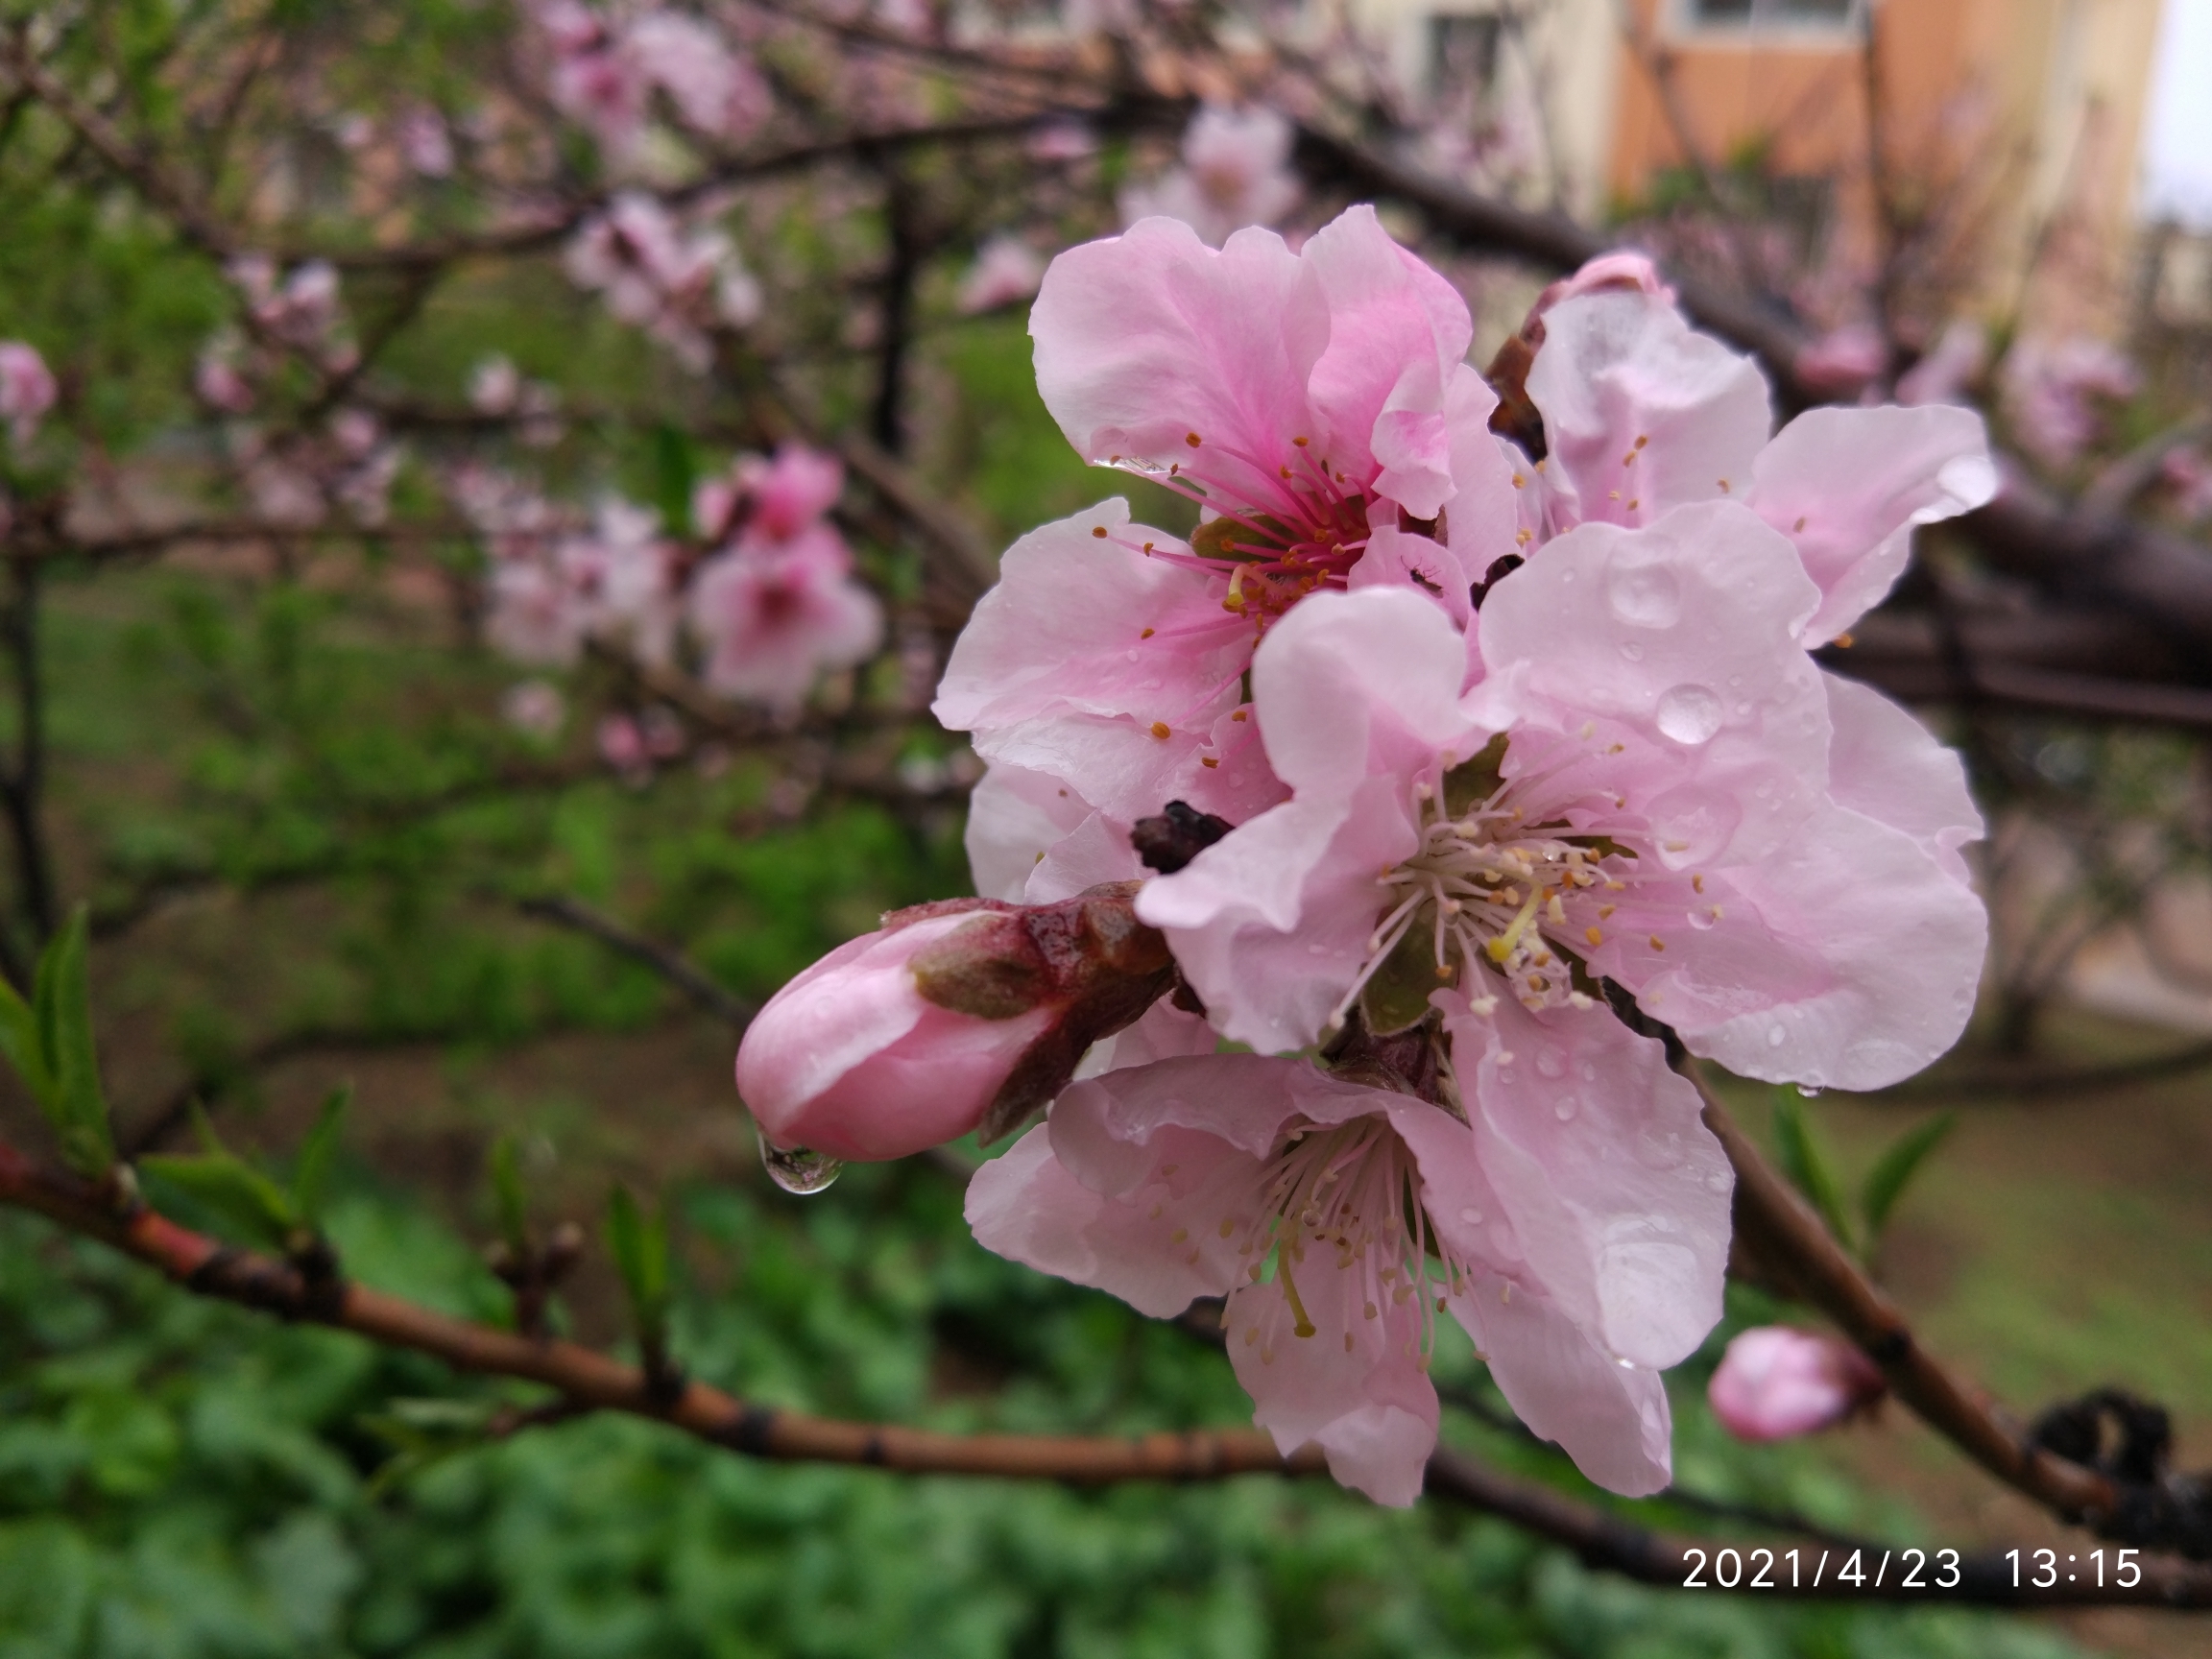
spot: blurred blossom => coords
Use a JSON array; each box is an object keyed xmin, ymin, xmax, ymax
[
  {"xmin": 1794, "ymin": 324, "xmax": 1887, "ymax": 397},
  {"xmin": 564, "ymin": 496, "xmax": 680, "ymax": 667},
  {"xmin": 694, "ymin": 443, "xmax": 843, "ymax": 542},
  {"xmin": 0, "ymin": 342, "xmax": 58, "ymax": 445},
  {"xmin": 330, "ymin": 111, "xmax": 376, "ymax": 152},
  {"xmin": 2001, "ymin": 335, "xmax": 2141, "ymax": 469},
  {"xmin": 2164, "ymin": 447, "xmax": 2212, "ymax": 521},
  {"xmin": 194, "ymin": 338, "xmax": 255, "ymax": 415},
  {"xmin": 397, "ymin": 107, "xmax": 456, "ymax": 178},
  {"xmin": 1119, "ymin": 105, "xmax": 1300, "ymax": 248},
  {"xmin": 469, "ymin": 354, "xmax": 522, "ymax": 414},
  {"xmin": 1026, "ymin": 118, "xmax": 1096, "ymax": 162},
  {"xmin": 244, "ymin": 454, "xmax": 328, "ymax": 528},
  {"xmin": 597, "ymin": 710, "xmax": 651, "ymax": 778},
  {"xmin": 565, "ymin": 193, "xmax": 759, "ymax": 370},
  {"xmin": 330, "ymin": 409, "xmax": 381, "ymax": 460},
  {"xmin": 1708, "ymin": 1327, "xmax": 1885, "ymax": 1442},
  {"xmin": 501, "ymin": 679, "xmax": 568, "ymax": 738},
  {"xmin": 1895, "ymin": 320, "xmax": 1986, "ymax": 408},
  {"xmin": 957, "ymin": 234, "xmax": 1046, "ymax": 315},
  {"xmin": 488, "ymin": 559, "xmax": 588, "ymax": 666},
  {"xmin": 685, "ymin": 531, "xmax": 884, "ymax": 711},
  {"xmin": 540, "ymin": 1, "xmax": 767, "ymax": 156}
]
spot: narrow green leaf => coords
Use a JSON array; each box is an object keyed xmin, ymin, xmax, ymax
[
  {"xmin": 37, "ymin": 909, "xmax": 113, "ymax": 1176},
  {"xmin": 1770, "ymin": 1092, "xmax": 1855, "ymax": 1252},
  {"xmin": 289, "ymin": 1086, "xmax": 350, "ymax": 1224},
  {"xmin": 1861, "ymin": 1112, "xmax": 1958, "ymax": 1241},
  {"xmin": 0, "ymin": 971, "xmax": 53, "ymax": 1107},
  {"xmin": 140, "ymin": 1147, "xmax": 300, "ymax": 1251},
  {"xmin": 651, "ymin": 423, "xmax": 699, "ymax": 538},
  {"xmin": 603, "ymin": 1184, "xmax": 669, "ymax": 1342},
  {"xmin": 489, "ymin": 1134, "xmax": 529, "ymax": 1256}
]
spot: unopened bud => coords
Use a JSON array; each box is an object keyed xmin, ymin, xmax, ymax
[
  {"xmin": 1708, "ymin": 1326, "xmax": 1885, "ymax": 1443},
  {"xmin": 735, "ymin": 884, "xmax": 1176, "ymax": 1164}
]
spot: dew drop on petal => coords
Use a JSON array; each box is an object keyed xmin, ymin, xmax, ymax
[
  {"xmin": 1579, "ymin": 1063, "xmax": 1597, "ymax": 1082},
  {"xmin": 1797, "ymin": 1084, "xmax": 1823, "ymax": 1098},
  {"xmin": 1458, "ymin": 1206, "xmax": 1485, "ymax": 1226},
  {"xmin": 1554, "ymin": 1094, "xmax": 1579, "ymax": 1121},
  {"xmin": 1634, "ymin": 1128, "xmax": 1685, "ymax": 1169},
  {"xmin": 758, "ymin": 1131, "xmax": 843, "ymax": 1194},
  {"xmin": 1655, "ymin": 684, "xmax": 1724, "ymax": 745},
  {"xmin": 1534, "ymin": 1046, "xmax": 1566, "ymax": 1078},
  {"xmin": 1607, "ymin": 562, "xmax": 1681, "ymax": 628},
  {"xmin": 1767, "ymin": 1024, "xmax": 1788, "ymax": 1048},
  {"xmin": 1619, "ymin": 640, "xmax": 1645, "ymax": 662},
  {"xmin": 1688, "ymin": 907, "xmax": 1718, "ymax": 931}
]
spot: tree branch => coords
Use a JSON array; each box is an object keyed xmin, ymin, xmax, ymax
[
  {"xmin": 8, "ymin": 1129, "xmax": 2212, "ymax": 1605},
  {"xmin": 511, "ymin": 893, "xmax": 754, "ymax": 1029}
]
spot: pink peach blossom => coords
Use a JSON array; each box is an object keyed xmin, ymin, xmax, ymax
[
  {"xmin": 1138, "ymin": 552, "xmax": 1985, "ymax": 1092},
  {"xmin": 1119, "ymin": 106, "xmax": 1301, "ymax": 249},
  {"xmin": 565, "ymin": 194, "xmax": 758, "ymax": 371},
  {"xmin": 696, "ymin": 444, "xmax": 845, "ymax": 543},
  {"xmin": 1515, "ymin": 279, "xmax": 1996, "ymax": 645},
  {"xmin": 957, "ymin": 234, "xmax": 1047, "ymax": 315},
  {"xmin": 969, "ymin": 1045, "xmax": 1723, "ymax": 1502},
  {"xmin": 685, "ymin": 529, "xmax": 884, "ymax": 711},
  {"xmin": 0, "ymin": 343, "xmax": 58, "ymax": 445},
  {"xmin": 1708, "ymin": 1326, "xmax": 1884, "ymax": 1442},
  {"xmin": 2001, "ymin": 335, "xmax": 2141, "ymax": 469},
  {"xmin": 936, "ymin": 206, "xmax": 1520, "ymax": 859}
]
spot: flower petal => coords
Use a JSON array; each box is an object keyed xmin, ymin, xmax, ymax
[
  {"xmin": 1527, "ymin": 291, "xmax": 1771, "ymax": 531},
  {"xmin": 1821, "ymin": 672, "xmax": 1983, "ymax": 883},
  {"xmin": 1748, "ymin": 404, "xmax": 1997, "ymax": 645}
]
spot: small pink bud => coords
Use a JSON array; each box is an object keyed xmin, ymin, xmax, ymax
[
  {"xmin": 1708, "ymin": 1326, "xmax": 1885, "ymax": 1443},
  {"xmin": 736, "ymin": 886, "xmax": 1176, "ymax": 1165}
]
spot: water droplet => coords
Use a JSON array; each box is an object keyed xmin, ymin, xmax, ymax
[
  {"xmin": 758, "ymin": 1131, "xmax": 843, "ymax": 1194},
  {"xmin": 1606, "ymin": 561, "xmax": 1681, "ymax": 628},
  {"xmin": 1706, "ymin": 1169, "xmax": 1732, "ymax": 1192},
  {"xmin": 1687, "ymin": 907, "xmax": 1718, "ymax": 931},
  {"xmin": 1619, "ymin": 640, "xmax": 1645, "ymax": 662},
  {"xmin": 1579, "ymin": 1063, "xmax": 1598, "ymax": 1082},
  {"xmin": 1796, "ymin": 1084, "xmax": 1823, "ymax": 1098},
  {"xmin": 1634, "ymin": 1128, "xmax": 1685, "ymax": 1169},
  {"xmin": 1535, "ymin": 1046, "xmax": 1566, "ymax": 1078},
  {"xmin": 1458, "ymin": 1206, "xmax": 1485, "ymax": 1226},
  {"xmin": 1124, "ymin": 649, "xmax": 1141, "ymax": 662},
  {"xmin": 1766, "ymin": 1025, "xmax": 1787, "ymax": 1048},
  {"xmin": 1553, "ymin": 1095, "xmax": 1579, "ymax": 1121},
  {"xmin": 1655, "ymin": 684, "xmax": 1724, "ymax": 745}
]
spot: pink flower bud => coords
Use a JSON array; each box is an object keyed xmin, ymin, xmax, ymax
[
  {"xmin": 736, "ymin": 887, "xmax": 1177, "ymax": 1164},
  {"xmin": 1708, "ymin": 1327, "xmax": 1885, "ymax": 1443}
]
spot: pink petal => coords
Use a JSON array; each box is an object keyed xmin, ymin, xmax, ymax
[
  {"xmin": 1527, "ymin": 291, "xmax": 1771, "ymax": 531},
  {"xmin": 1747, "ymin": 405, "xmax": 1997, "ymax": 645},
  {"xmin": 1444, "ymin": 991, "xmax": 1732, "ymax": 1371},
  {"xmin": 1471, "ymin": 502, "xmax": 1827, "ymax": 868},
  {"xmin": 1821, "ymin": 674, "xmax": 1983, "ymax": 883},
  {"xmin": 962, "ymin": 763, "xmax": 1096, "ymax": 901},
  {"xmin": 1647, "ymin": 801, "xmax": 1988, "ymax": 1091},
  {"xmin": 1454, "ymin": 1272, "xmax": 1675, "ymax": 1495},
  {"xmin": 933, "ymin": 501, "xmax": 1243, "ymax": 746},
  {"xmin": 1031, "ymin": 219, "xmax": 1327, "ymax": 489}
]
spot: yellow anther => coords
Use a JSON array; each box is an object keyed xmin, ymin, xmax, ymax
[
  {"xmin": 1185, "ymin": 431, "xmax": 1202, "ymax": 447},
  {"xmin": 1585, "ymin": 926, "xmax": 1604, "ymax": 946},
  {"xmin": 1149, "ymin": 721, "xmax": 1171, "ymax": 739}
]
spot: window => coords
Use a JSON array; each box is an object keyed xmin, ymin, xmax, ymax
[{"xmin": 1683, "ymin": 0, "xmax": 1862, "ymax": 29}]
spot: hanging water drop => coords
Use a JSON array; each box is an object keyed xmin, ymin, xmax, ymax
[
  {"xmin": 1796, "ymin": 1084, "xmax": 1823, "ymax": 1098},
  {"xmin": 758, "ymin": 1131, "xmax": 843, "ymax": 1194}
]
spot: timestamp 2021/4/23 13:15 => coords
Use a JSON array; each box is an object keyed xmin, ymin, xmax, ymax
[{"xmin": 1678, "ymin": 1547, "xmax": 2145, "ymax": 1590}]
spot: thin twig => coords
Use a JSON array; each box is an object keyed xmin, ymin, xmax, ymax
[{"xmin": 512, "ymin": 893, "xmax": 753, "ymax": 1029}]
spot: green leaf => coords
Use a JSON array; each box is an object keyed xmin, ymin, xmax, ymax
[
  {"xmin": 1861, "ymin": 1112, "xmax": 1958, "ymax": 1241},
  {"xmin": 1358, "ymin": 924, "xmax": 1451, "ymax": 1036},
  {"xmin": 141, "ymin": 1106, "xmax": 300, "ymax": 1250},
  {"xmin": 0, "ymin": 970, "xmax": 53, "ymax": 1107},
  {"xmin": 489, "ymin": 1134, "xmax": 530, "ymax": 1255},
  {"xmin": 288, "ymin": 1086, "xmax": 349, "ymax": 1224},
  {"xmin": 651, "ymin": 422, "xmax": 699, "ymax": 536},
  {"xmin": 603, "ymin": 1183, "xmax": 669, "ymax": 1344},
  {"xmin": 1770, "ymin": 1092, "xmax": 1855, "ymax": 1253},
  {"xmin": 32, "ymin": 909, "xmax": 113, "ymax": 1176}
]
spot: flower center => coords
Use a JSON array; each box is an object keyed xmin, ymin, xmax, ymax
[
  {"xmin": 1223, "ymin": 1114, "xmax": 1474, "ymax": 1367},
  {"xmin": 1106, "ymin": 432, "xmax": 1377, "ymax": 637},
  {"xmin": 1337, "ymin": 735, "xmax": 1644, "ymax": 1029}
]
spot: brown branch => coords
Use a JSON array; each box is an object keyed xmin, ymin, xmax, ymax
[
  {"xmin": 9, "ymin": 1130, "xmax": 2212, "ymax": 1605},
  {"xmin": 1687, "ymin": 1064, "xmax": 2118, "ymax": 1521}
]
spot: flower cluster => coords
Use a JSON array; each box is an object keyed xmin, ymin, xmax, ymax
[
  {"xmin": 1119, "ymin": 106, "xmax": 1302, "ymax": 249},
  {"xmin": 565, "ymin": 193, "xmax": 762, "ymax": 372},
  {"xmin": 465, "ymin": 441, "xmax": 881, "ymax": 716},
  {"xmin": 0, "ymin": 342, "xmax": 57, "ymax": 447},
  {"xmin": 537, "ymin": 0, "xmax": 769, "ymax": 161},
  {"xmin": 736, "ymin": 207, "xmax": 1995, "ymax": 1505}
]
